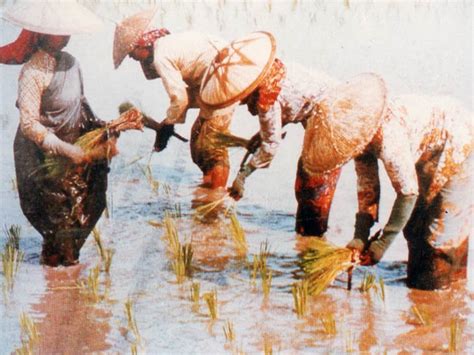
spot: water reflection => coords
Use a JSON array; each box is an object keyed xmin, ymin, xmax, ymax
[{"xmin": 32, "ymin": 265, "xmax": 111, "ymax": 353}]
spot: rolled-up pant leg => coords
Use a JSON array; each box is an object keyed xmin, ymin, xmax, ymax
[
  {"xmin": 190, "ymin": 105, "xmax": 235, "ymax": 188},
  {"xmin": 294, "ymin": 158, "xmax": 342, "ymax": 236},
  {"xmin": 405, "ymin": 156, "xmax": 472, "ymax": 290}
]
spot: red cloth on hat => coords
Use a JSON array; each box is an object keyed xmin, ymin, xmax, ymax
[
  {"xmin": 0, "ymin": 29, "xmax": 40, "ymax": 65},
  {"xmin": 135, "ymin": 28, "xmax": 170, "ymax": 48}
]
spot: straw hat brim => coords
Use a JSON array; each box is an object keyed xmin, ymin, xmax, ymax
[
  {"xmin": 199, "ymin": 31, "xmax": 276, "ymax": 109},
  {"xmin": 113, "ymin": 7, "xmax": 158, "ymax": 69},
  {"xmin": 301, "ymin": 73, "xmax": 387, "ymax": 174},
  {"xmin": 2, "ymin": 2, "xmax": 103, "ymax": 36}
]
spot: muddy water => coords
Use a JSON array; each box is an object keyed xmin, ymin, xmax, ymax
[{"xmin": 0, "ymin": 1, "xmax": 472, "ymax": 353}]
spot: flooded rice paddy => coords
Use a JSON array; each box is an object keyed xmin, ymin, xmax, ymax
[{"xmin": 1, "ymin": 1, "xmax": 472, "ymax": 353}]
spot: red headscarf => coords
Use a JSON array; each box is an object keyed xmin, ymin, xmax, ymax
[
  {"xmin": 135, "ymin": 28, "xmax": 170, "ymax": 48},
  {"xmin": 0, "ymin": 29, "xmax": 41, "ymax": 65},
  {"xmin": 256, "ymin": 58, "xmax": 287, "ymax": 113}
]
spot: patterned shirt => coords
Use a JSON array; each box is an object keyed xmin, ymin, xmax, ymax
[
  {"xmin": 17, "ymin": 50, "xmax": 55, "ymax": 146},
  {"xmin": 153, "ymin": 31, "xmax": 227, "ymax": 125},
  {"xmin": 250, "ymin": 63, "xmax": 339, "ymax": 168},
  {"xmin": 356, "ymin": 95, "xmax": 473, "ymax": 215}
]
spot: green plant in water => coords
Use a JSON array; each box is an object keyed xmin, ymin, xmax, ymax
[
  {"xmin": 261, "ymin": 268, "xmax": 272, "ymax": 299},
  {"xmin": 229, "ymin": 212, "xmax": 248, "ymax": 256},
  {"xmin": 203, "ymin": 289, "xmax": 218, "ymax": 320},
  {"xmin": 172, "ymin": 243, "xmax": 193, "ymax": 283},
  {"xmin": 163, "ymin": 212, "xmax": 180, "ymax": 256},
  {"xmin": 320, "ymin": 313, "xmax": 337, "ymax": 336},
  {"xmin": 263, "ymin": 334, "xmax": 273, "ymax": 355},
  {"xmin": 124, "ymin": 298, "xmax": 141, "ymax": 343},
  {"xmin": 410, "ymin": 305, "xmax": 432, "ymax": 326},
  {"xmin": 92, "ymin": 227, "xmax": 104, "ymax": 258},
  {"xmin": 223, "ymin": 319, "xmax": 235, "ymax": 343},
  {"xmin": 359, "ymin": 272, "xmax": 385, "ymax": 302},
  {"xmin": 103, "ymin": 248, "xmax": 114, "ymax": 274},
  {"xmin": 2, "ymin": 225, "xmax": 24, "ymax": 293},
  {"xmin": 190, "ymin": 281, "xmax": 200, "ymax": 311},
  {"xmin": 448, "ymin": 316, "xmax": 462, "ymax": 352},
  {"xmin": 15, "ymin": 312, "xmax": 39, "ymax": 355},
  {"xmin": 292, "ymin": 280, "xmax": 308, "ymax": 318},
  {"xmin": 77, "ymin": 265, "xmax": 101, "ymax": 302}
]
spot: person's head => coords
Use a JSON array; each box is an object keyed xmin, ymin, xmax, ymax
[{"xmin": 38, "ymin": 34, "xmax": 70, "ymax": 54}]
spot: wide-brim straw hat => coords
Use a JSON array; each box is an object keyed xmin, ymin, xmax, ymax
[
  {"xmin": 301, "ymin": 73, "xmax": 387, "ymax": 174},
  {"xmin": 199, "ymin": 31, "xmax": 276, "ymax": 109},
  {"xmin": 113, "ymin": 7, "xmax": 158, "ymax": 69},
  {"xmin": 2, "ymin": 1, "xmax": 103, "ymax": 36}
]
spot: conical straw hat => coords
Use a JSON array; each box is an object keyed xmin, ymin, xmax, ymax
[
  {"xmin": 113, "ymin": 7, "xmax": 158, "ymax": 69},
  {"xmin": 2, "ymin": 1, "xmax": 103, "ymax": 36},
  {"xmin": 301, "ymin": 73, "xmax": 387, "ymax": 174},
  {"xmin": 199, "ymin": 31, "xmax": 276, "ymax": 109}
]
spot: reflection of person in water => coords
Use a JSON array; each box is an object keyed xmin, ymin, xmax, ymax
[
  {"xmin": 0, "ymin": 3, "xmax": 111, "ymax": 266},
  {"xmin": 32, "ymin": 266, "xmax": 111, "ymax": 353}
]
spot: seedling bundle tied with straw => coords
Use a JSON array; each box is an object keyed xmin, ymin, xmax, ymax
[
  {"xmin": 43, "ymin": 107, "xmax": 144, "ymax": 178},
  {"xmin": 299, "ymin": 238, "xmax": 357, "ymax": 296}
]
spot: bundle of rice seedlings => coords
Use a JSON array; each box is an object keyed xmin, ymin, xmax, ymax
[
  {"xmin": 410, "ymin": 305, "xmax": 431, "ymax": 326},
  {"xmin": 2, "ymin": 225, "xmax": 24, "ymax": 293},
  {"xmin": 229, "ymin": 212, "xmax": 248, "ymax": 256},
  {"xmin": 172, "ymin": 243, "xmax": 193, "ymax": 283},
  {"xmin": 249, "ymin": 241, "xmax": 271, "ymax": 290},
  {"xmin": 44, "ymin": 107, "xmax": 144, "ymax": 178},
  {"xmin": 203, "ymin": 289, "xmax": 218, "ymax": 320},
  {"xmin": 292, "ymin": 280, "xmax": 309, "ymax": 318},
  {"xmin": 298, "ymin": 238, "xmax": 355, "ymax": 296},
  {"xmin": 194, "ymin": 194, "xmax": 232, "ymax": 219},
  {"xmin": 223, "ymin": 320, "xmax": 235, "ymax": 342},
  {"xmin": 163, "ymin": 212, "xmax": 180, "ymax": 256}
]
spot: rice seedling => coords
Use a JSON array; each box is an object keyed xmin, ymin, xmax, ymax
[
  {"xmin": 11, "ymin": 178, "xmax": 17, "ymax": 192},
  {"xmin": 359, "ymin": 271, "xmax": 377, "ymax": 293},
  {"xmin": 147, "ymin": 220, "xmax": 162, "ymax": 228},
  {"xmin": 92, "ymin": 227, "xmax": 104, "ymax": 259},
  {"xmin": 229, "ymin": 212, "xmax": 248, "ymax": 256},
  {"xmin": 124, "ymin": 298, "xmax": 141, "ymax": 343},
  {"xmin": 298, "ymin": 238, "xmax": 355, "ymax": 296},
  {"xmin": 172, "ymin": 243, "xmax": 193, "ymax": 283},
  {"xmin": 5, "ymin": 224, "xmax": 21, "ymax": 250},
  {"xmin": 44, "ymin": 107, "xmax": 143, "ymax": 178},
  {"xmin": 16, "ymin": 312, "xmax": 39, "ymax": 355},
  {"xmin": 173, "ymin": 203, "xmax": 182, "ymax": 218},
  {"xmin": 203, "ymin": 289, "xmax": 218, "ymax": 320},
  {"xmin": 448, "ymin": 316, "xmax": 462, "ymax": 352},
  {"xmin": 163, "ymin": 212, "xmax": 180, "ymax": 256},
  {"xmin": 77, "ymin": 265, "xmax": 101, "ymax": 302},
  {"xmin": 410, "ymin": 305, "xmax": 432, "ymax": 326},
  {"xmin": 378, "ymin": 277, "xmax": 386, "ymax": 303},
  {"xmin": 194, "ymin": 194, "xmax": 230, "ymax": 218},
  {"xmin": 140, "ymin": 163, "xmax": 160, "ymax": 193},
  {"xmin": 223, "ymin": 319, "xmax": 236, "ymax": 343},
  {"xmin": 103, "ymin": 248, "xmax": 114, "ymax": 274},
  {"xmin": 2, "ymin": 225, "xmax": 24, "ymax": 292},
  {"xmin": 320, "ymin": 313, "xmax": 337, "ymax": 336},
  {"xmin": 292, "ymin": 280, "xmax": 309, "ymax": 318},
  {"xmin": 344, "ymin": 329, "xmax": 355, "ymax": 353},
  {"xmin": 261, "ymin": 269, "xmax": 272, "ymax": 299},
  {"xmin": 263, "ymin": 334, "xmax": 273, "ymax": 355},
  {"xmin": 190, "ymin": 281, "xmax": 200, "ymax": 311},
  {"xmin": 130, "ymin": 342, "xmax": 138, "ymax": 355}
]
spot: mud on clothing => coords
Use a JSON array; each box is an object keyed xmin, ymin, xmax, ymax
[{"xmin": 14, "ymin": 50, "xmax": 108, "ymax": 265}]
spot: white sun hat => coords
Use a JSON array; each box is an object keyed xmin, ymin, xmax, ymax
[
  {"xmin": 113, "ymin": 7, "xmax": 158, "ymax": 69},
  {"xmin": 199, "ymin": 31, "xmax": 276, "ymax": 109},
  {"xmin": 2, "ymin": 1, "xmax": 103, "ymax": 36},
  {"xmin": 301, "ymin": 73, "xmax": 387, "ymax": 174}
]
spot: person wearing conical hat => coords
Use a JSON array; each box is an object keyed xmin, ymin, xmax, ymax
[
  {"xmin": 345, "ymin": 95, "xmax": 472, "ymax": 289},
  {"xmin": 113, "ymin": 8, "xmax": 237, "ymax": 188},
  {"xmin": 199, "ymin": 31, "xmax": 386, "ymax": 237},
  {"xmin": 1, "ymin": 2, "xmax": 112, "ymax": 266}
]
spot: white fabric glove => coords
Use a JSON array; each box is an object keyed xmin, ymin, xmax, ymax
[{"xmin": 42, "ymin": 133, "xmax": 86, "ymax": 164}]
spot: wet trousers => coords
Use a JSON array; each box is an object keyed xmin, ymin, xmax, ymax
[
  {"xmin": 404, "ymin": 155, "xmax": 472, "ymax": 290},
  {"xmin": 190, "ymin": 109, "xmax": 234, "ymax": 188}
]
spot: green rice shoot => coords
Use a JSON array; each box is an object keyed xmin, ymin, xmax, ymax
[
  {"xmin": 16, "ymin": 312, "xmax": 39, "ymax": 354},
  {"xmin": 124, "ymin": 298, "xmax": 141, "ymax": 343},
  {"xmin": 320, "ymin": 313, "xmax": 337, "ymax": 336},
  {"xmin": 229, "ymin": 212, "xmax": 248, "ymax": 256},
  {"xmin": 292, "ymin": 280, "xmax": 309, "ymax": 318},
  {"xmin": 223, "ymin": 320, "xmax": 236, "ymax": 343},
  {"xmin": 448, "ymin": 316, "xmax": 462, "ymax": 352},
  {"xmin": 190, "ymin": 281, "xmax": 200, "ymax": 312},
  {"xmin": 203, "ymin": 289, "xmax": 218, "ymax": 320}
]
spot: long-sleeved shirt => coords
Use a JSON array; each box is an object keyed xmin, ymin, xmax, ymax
[
  {"xmin": 153, "ymin": 31, "xmax": 227, "ymax": 125},
  {"xmin": 355, "ymin": 95, "xmax": 473, "ymax": 215},
  {"xmin": 17, "ymin": 50, "xmax": 55, "ymax": 146},
  {"xmin": 250, "ymin": 62, "xmax": 339, "ymax": 169}
]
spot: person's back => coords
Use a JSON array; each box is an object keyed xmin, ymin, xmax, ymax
[{"xmin": 154, "ymin": 31, "xmax": 227, "ymax": 89}]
